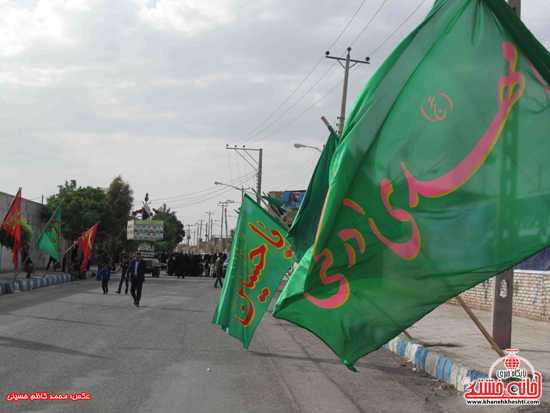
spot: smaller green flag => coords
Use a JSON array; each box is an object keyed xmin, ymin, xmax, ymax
[
  {"xmin": 212, "ymin": 195, "xmax": 295, "ymax": 349},
  {"xmin": 287, "ymin": 127, "xmax": 339, "ymax": 260},
  {"xmin": 35, "ymin": 201, "xmax": 63, "ymax": 262}
]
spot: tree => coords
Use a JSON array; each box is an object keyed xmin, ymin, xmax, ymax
[
  {"xmin": 0, "ymin": 219, "xmax": 33, "ymax": 250},
  {"xmin": 151, "ymin": 204, "xmax": 184, "ymax": 252},
  {"xmin": 105, "ymin": 175, "xmax": 134, "ymax": 255},
  {"xmin": 44, "ymin": 181, "xmax": 118, "ymax": 248}
]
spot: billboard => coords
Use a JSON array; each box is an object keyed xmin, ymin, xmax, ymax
[
  {"xmin": 281, "ymin": 191, "xmax": 306, "ymax": 211},
  {"xmin": 127, "ymin": 220, "xmax": 164, "ymax": 241}
]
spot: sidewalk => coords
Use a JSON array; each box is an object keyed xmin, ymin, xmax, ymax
[
  {"xmin": 0, "ymin": 268, "xmax": 73, "ymax": 283},
  {"xmin": 391, "ymin": 303, "xmax": 549, "ymax": 399},
  {"xmin": 0, "ymin": 268, "xmax": 93, "ymax": 295}
]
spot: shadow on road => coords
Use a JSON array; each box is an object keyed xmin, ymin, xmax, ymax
[
  {"xmin": 13, "ymin": 314, "xmax": 118, "ymax": 328},
  {"xmin": 0, "ymin": 334, "xmax": 109, "ymax": 360},
  {"xmin": 249, "ymin": 350, "xmax": 379, "ymax": 371},
  {"xmin": 57, "ymin": 300, "xmax": 206, "ymax": 313}
]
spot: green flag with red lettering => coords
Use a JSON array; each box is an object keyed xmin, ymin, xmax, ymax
[
  {"xmin": 35, "ymin": 201, "xmax": 63, "ymax": 262},
  {"xmin": 212, "ymin": 195, "xmax": 295, "ymax": 349},
  {"xmin": 273, "ymin": 0, "xmax": 550, "ymax": 371}
]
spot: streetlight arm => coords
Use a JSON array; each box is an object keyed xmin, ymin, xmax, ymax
[{"xmin": 294, "ymin": 143, "xmax": 322, "ymax": 153}]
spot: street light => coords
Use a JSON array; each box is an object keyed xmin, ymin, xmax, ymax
[
  {"xmin": 294, "ymin": 143, "xmax": 322, "ymax": 153},
  {"xmin": 214, "ymin": 181, "xmax": 249, "ymax": 201}
]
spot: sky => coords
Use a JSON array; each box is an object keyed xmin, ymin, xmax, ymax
[{"xmin": 1, "ymin": 0, "xmax": 549, "ymax": 241}]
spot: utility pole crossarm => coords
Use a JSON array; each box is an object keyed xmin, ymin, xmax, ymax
[
  {"xmin": 325, "ymin": 48, "xmax": 370, "ymax": 138},
  {"xmin": 226, "ymin": 145, "xmax": 263, "ymax": 203}
]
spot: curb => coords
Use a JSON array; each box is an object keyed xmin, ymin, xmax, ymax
[
  {"xmin": 383, "ymin": 336, "xmax": 488, "ymax": 392},
  {"xmin": 1, "ymin": 274, "xmax": 73, "ymax": 296}
]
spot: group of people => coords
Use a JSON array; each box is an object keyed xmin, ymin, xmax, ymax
[
  {"xmin": 95, "ymin": 253, "xmax": 146, "ymax": 307},
  {"xmin": 166, "ymin": 253, "xmax": 204, "ymax": 278},
  {"xmin": 94, "ymin": 251, "xmax": 229, "ymax": 303},
  {"xmin": 165, "ymin": 252, "xmax": 227, "ymax": 287}
]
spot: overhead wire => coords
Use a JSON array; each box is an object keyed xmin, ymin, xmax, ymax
[
  {"xmin": 239, "ymin": 60, "xmax": 339, "ymax": 145},
  {"xmin": 231, "ymin": 0, "xmax": 369, "ymax": 145},
  {"xmin": 368, "ymin": 0, "xmax": 429, "ymax": 57},
  {"xmin": 349, "ymin": 0, "xmax": 390, "ymax": 48},
  {"xmin": 246, "ymin": 77, "xmax": 345, "ymax": 145},
  {"xmin": 148, "ymin": 170, "xmax": 257, "ymax": 205},
  {"xmin": 226, "ymin": 149, "xmax": 234, "ymax": 183}
]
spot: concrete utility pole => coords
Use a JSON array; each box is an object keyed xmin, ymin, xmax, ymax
[
  {"xmin": 325, "ymin": 48, "xmax": 370, "ymax": 137},
  {"xmin": 210, "ymin": 219, "xmax": 213, "ymax": 253},
  {"xmin": 226, "ymin": 146, "xmax": 263, "ymax": 203},
  {"xmin": 490, "ymin": 0, "xmax": 521, "ymax": 351},
  {"xmin": 258, "ymin": 148, "xmax": 263, "ymax": 203},
  {"xmin": 218, "ymin": 203, "xmax": 225, "ymax": 253},
  {"xmin": 186, "ymin": 224, "xmax": 191, "ymax": 253},
  {"xmin": 205, "ymin": 211, "xmax": 214, "ymax": 242},
  {"xmin": 225, "ymin": 206, "xmax": 229, "ymax": 242},
  {"xmin": 508, "ymin": 0, "xmax": 520, "ymax": 17}
]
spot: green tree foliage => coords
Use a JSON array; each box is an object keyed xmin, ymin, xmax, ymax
[
  {"xmin": 105, "ymin": 175, "xmax": 134, "ymax": 254},
  {"xmin": 44, "ymin": 181, "xmax": 118, "ymax": 247},
  {"xmin": 0, "ymin": 219, "xmax": 33, "ymax": 250},
  {"xmin": 151, "ymin": 204, "xmax": 184, "ymax": 252}
]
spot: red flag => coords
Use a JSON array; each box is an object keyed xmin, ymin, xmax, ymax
[
  {"xmin": 2, "ymin": 188, "xmax": 22, "ymax": 269},
  {"xmin": 77, "ymin": 222, "xmax": 98, "ymax": 273}
]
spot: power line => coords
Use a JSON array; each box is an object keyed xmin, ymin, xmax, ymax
[
  {"xmin": 349, "ymin": 0, "xmax": 390, "ymax": 48},
  {"xmin": 368, "ymin": 0, "xmax": 429, "ymax": 57},
  {"xmin": 247, "ymin": 76, "xmax": 345, "ymax": 145},
  {"xmin": 165, "ymin": 171, "xmax": 258, "ymax": 210},
  {"xmin": 145, "ymin": 170, "xmax": 256, "ymax": 204},
  {"xmin": 239, "ymin": 60, "xmax": 338, "ymax": 145},
  {"xmin": 231, "ymin": 0, "xmax": 370, "ymax": 145}
]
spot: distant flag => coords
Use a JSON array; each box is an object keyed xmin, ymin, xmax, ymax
[
  {"xmin": 212, "ymin": 195, "xmax": 295, "ymax": 349},
  {"xmin": 2, "ymin": 188, "xmax": 22, "ymax": 269},
  {"xmin": 78, "ymin": 222, "xmax": 98, "ymax": 273},
  {"xmin": 35, "ymin": 201, "xmax": 63, "ymax": 263},
  {"xmin": 274, "ymin": 0, "xmax": 550, "ymax": 371}
]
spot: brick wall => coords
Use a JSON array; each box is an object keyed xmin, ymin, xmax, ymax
[
  {"xmin": 447, "ymin": 270, "xmax": 550, "ymax": 321},
  {"xmin": 0, "ymin": 191, "xmax": 48, "ymax": 271}
]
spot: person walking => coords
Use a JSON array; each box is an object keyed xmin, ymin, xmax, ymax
[
  {"xmin": 114, "ymin": 256, "xmax": 130, "ymax": 294},
  {"xmin": 95, "ymin": 263, "xmax": 113, "ymax": 294},
  {"xmin": 214, "ymin": 253, "xmax": 224, "ymax": 288},
  {"xmin": 128, "ymin": 252, "xmax": 147, "ymax": 307}
]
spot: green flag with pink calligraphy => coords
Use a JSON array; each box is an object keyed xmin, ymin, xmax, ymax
[
  {"xmin": 273, "ymin": 0, "xmax": 550, "ymax": 371},
  {"xmin": 35, "ymin": 201, "xmax": 63, "ymax": 263},
  {"xmin": 212, "ymin": 195, "xmax": 295, "ymax": 349}
]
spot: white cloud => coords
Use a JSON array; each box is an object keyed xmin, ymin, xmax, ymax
[
  {"xmin": 136, "ymin": 0, "xmax": 236, "ymax": 35},
  {"xmin": 0, "ymin": 0, "xmax": 90, "ymax": 57},
  {"xmin": 0, "ymin": 63, "xmax": 86, "ymax": 87}
]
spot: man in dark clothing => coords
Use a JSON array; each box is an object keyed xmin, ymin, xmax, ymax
[
  {"xmin": 46, "ymin": 256, "xmax": 57, "ymax": 271},
  {"xmin": 127, "ymin": 253, "xmax": 147, "ymax": 307},
  {"xmin": 115, "ymin": 256, "xmax": 130, "ymax": 294},
  {"xmin": 214, "ymin": 253, "xmax": 224, "ymax": 288},
  {"xmin": 175, "ymin": 253, "xmax": 184, "ymax": 278}
]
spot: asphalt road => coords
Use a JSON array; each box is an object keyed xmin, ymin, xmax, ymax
[{"xmin": 0, "ymin": 272, "xmax": 530, "ymax": 413}]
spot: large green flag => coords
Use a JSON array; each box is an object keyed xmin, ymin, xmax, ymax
[
  {"xmin": 212, "ymin": 195, "xmax": 295, "ymax": 349},
  {"xmin": 287, "ymin": 126, "xmax": 339, "ymax": 260},
  {"xmin": 35, "ymin": 201, "xmax": 63, "ymax": 262},
  {"xmin": 273, "ymin": 0, "xmax": 550, "ymax": 371}
]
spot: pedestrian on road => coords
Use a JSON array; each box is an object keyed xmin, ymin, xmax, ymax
[
  {"xmin": 128, "ymin": 252, "xmax": 147, "ymax": 307},
  {"xmin": 46, "ymin": 256, "xmax": 57, "ymax": 271},
  {"xmin": 214, "ymin": 253, "xmax": 224, "ymax": 288},
  {"xmin": 114, "ymin": 256, "xmax": 130, "ymax": 294},
  {"xmin": 95, "ymin": 263, "xmax": 113, "ymax": 294}
]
